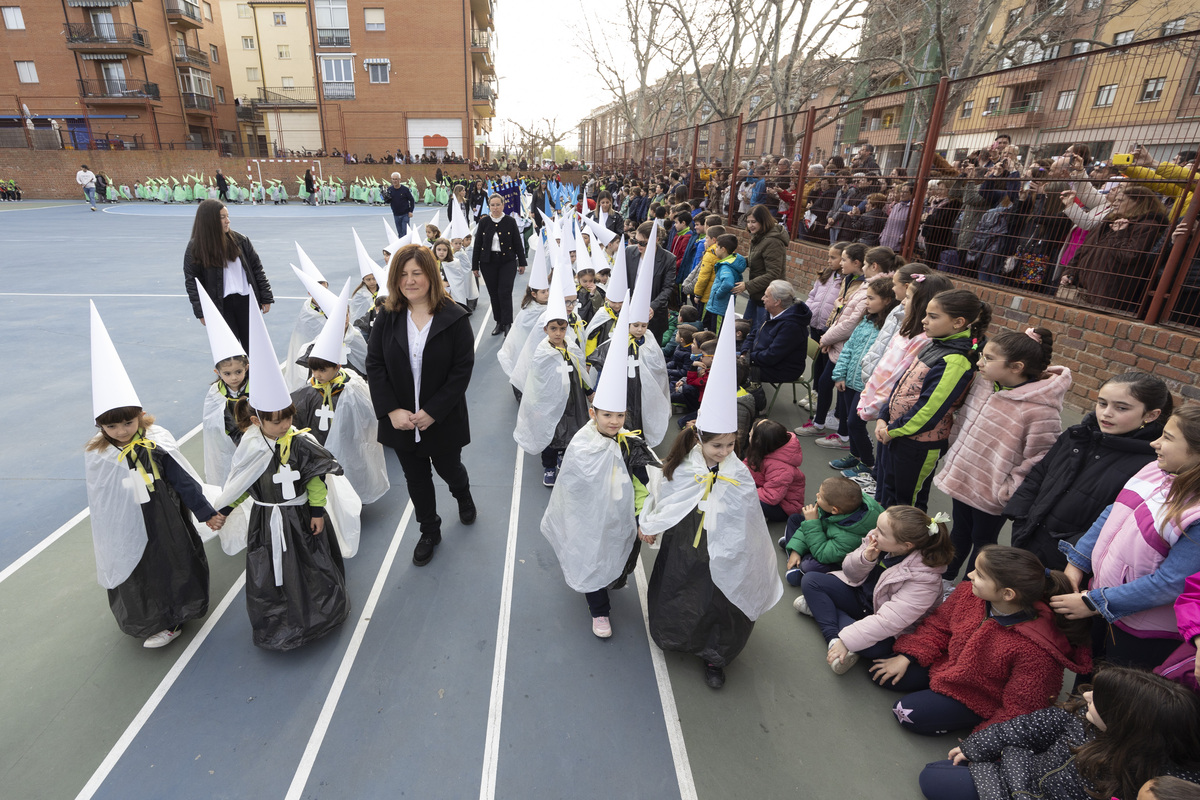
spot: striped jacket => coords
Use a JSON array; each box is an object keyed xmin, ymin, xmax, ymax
[{"xmin": 882, "ymin": 331, "xmax": 975, "ymax": 444}]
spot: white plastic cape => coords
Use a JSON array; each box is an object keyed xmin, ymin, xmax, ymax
[
  {"xmin": 636, "ymin": 336, "xmax": 671, "ymax": 447},
  {"xmin": 583, "ymin": 303, "xmax": 617, "ymax": 341},
  {"xmin": 213, "ymin": 425, "xmax": 361, "ymax": 559},
  {"xmin": 349, "ymin": 286, "xmax": 378, "ymax": 325},
  {"xmin": 323, "ymin": 376, "xmax": 390, "ymax": 504},
  {"xmin": 444, "ymin": 253, "xmax": 479, "ymax": 304},
  {"xmin": 513, "ymin": 337, "xmax": 589, "ymax": 454},
  {"xmin": 283, "ymin": 303, "xmax": 326, "ymax": 390},
  {"xmin": 511, "ymin": 309, "xmax": 582, "ymax": 395},
  {"xmin": 498, "ymin": 301, "xmax": 547, "ymax": 381},
  {"xmin": 85, "ymin": 425, "xmax": 247, "ymax": 588},
  {"xmin": 201, "ymin": 382, "xmax": 238, "ymax": 485},
  {"xmin": 639, "ymin": 448, "xmax": 783, "ymax": 621},
  {"xmin": 539, "ymin": 421, "xmax": 637, "ymax": 593}
]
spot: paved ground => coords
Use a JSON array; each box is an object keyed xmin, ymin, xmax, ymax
[{"xmin": 0, "ymin": 199, "xmax": 1075, "ymax": 800}]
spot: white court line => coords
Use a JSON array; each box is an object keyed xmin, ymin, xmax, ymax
[
  {"xmin": 284, "ymin": 302, "xmax": 492, "ymax": 799},
  {"xmin": 478, "ymin": 446, "xmax": 523, "ymax": 800},
  {"xmin": 0, "ymin": 421, "xmax": 202, "ymax": 587},
  {"xmin": 634, "ymin": 557, "xmax": 698, "ymax": 800},
  {"xmin": 73, "ymin": 571, "xmax": 249, "ymax": 800}
]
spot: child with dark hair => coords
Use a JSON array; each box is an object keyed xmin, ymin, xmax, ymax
[
  {"xmin": 743, "ymin": 418, "xmax": 805, "ymax": 522},
  {"xmin": 575, "ymin": 267, "xmax": 601, "ymax": 323},
  {"xmin": 668, "ymin": 324, "xmax": 699, "ymax": 383},
  {"xmin": 671, "ymin": 338, "xmax": 716, "ymax": 424}
]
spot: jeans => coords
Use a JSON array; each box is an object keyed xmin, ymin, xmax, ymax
[
  {"xmin": 391, "ymin": 446, "xmax": 471, "ymax": 537},
  {"xmin": 800, "ymin": 571, "xmax": 893, "ymax": 658},
  {"xmin": 394, "ymin": 214, "xmax": 410, "ymax": 238},
  {"xmin": 743, "ymin": 295, "xmax": 766, "ymax": 330},
  {"xmin": 843, "ymin": 388, "xmax": 873, "ymax": 466},
  {"xmin": 878, "ymin": 660, "xmax": 984, "ymax": 735},
  {"xmin": 84, "ymin": 186, "xmax": 96, "ymax": 208},
  {"xmin": 944, "ymin": 498, "xmax": 1008, "ymax": 580},
  {"xmin": 917, "ymin": 761, "xmax": 980, "ymax": 800},
  {"xmin": 480, "ymin": 259, "xmax": 519, "ymax": 326}
]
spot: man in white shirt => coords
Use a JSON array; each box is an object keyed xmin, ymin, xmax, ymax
[{"xmin": 76, "ymin": 164, "xmax": 97, "ymax": 211}]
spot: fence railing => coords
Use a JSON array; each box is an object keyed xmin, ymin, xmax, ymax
[
  {"xmin": 256, "ymin": 86, "xmax": 317, "ymax": 105},
  {"xmin": 173, "ymin": 44, "xmax": 209, "ymax": 67},
  {"xmin": 64, "ymin": 22, "xmax": 150, "ymax": 48},
  {"xmin": 77, "ymin": 79, "xmax": 160, "ymax": 101},
  {"xmin": 590, "ymin": 29, "xmax": 1200, "ymax": 331},
  {"xmin": 164, "ymin": 0, "xmax": 202, "ymax": 23},
  {"xmin": 316, "ymin": 28, "xmax": 350, "ymax": 47}
]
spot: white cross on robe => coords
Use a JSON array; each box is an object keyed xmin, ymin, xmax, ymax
[
  {"xmin": 123, "ymin": 467, "xmax": 151, "ymax": 504},
  {"xmin": 697, "ymin": 488, "xmax": 726, "ymax": 532},
  {"xmin": 315, "ymin": 404, "xmax": 336, "ymax": 432},
  {"xmin": 627, "ymin": 350, "xmax": 641, "ymax": 379},
  {"xmin": 273, "ymin": 463, "xmax": 301, "ymax": 500},
  {"xmin": 556, "ymin": 359, "xmax": 574, "ymax": 386}
]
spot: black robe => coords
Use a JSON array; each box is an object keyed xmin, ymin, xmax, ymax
[
  {"xmin": 587, "ymin": 337, "xmax": 647, "ymax": 434},
  {"xmin": 604, "ymin": 433, "xmax": 660, "ymax": 591},
  {"xmin": 107, "ymin": 443, "xmax": 213, "ymax": 638},
  {"xmin": 240, "ymin": 434, "xmax": 349, "ymax": 651},
  {"xmin": 289, "ymin": 374, "xmax": 350, "ymax": 447},
  {"xmin": 217, "ymin": 382, "xmax": 245, "ymax": 447},
  {"xmin": 646, "ymin": 471, "xmax": 754, "ymax": 667}
]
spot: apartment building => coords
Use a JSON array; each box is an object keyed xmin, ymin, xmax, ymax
[
  {"xmin": 0, "ymin": 0, "xmax": 238, "ymax": 149},
  {"xmin": 218, "ymin": 0, "xmax": 497, "ymax": 158}
]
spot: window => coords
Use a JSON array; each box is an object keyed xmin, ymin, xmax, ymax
[
  {"xmin": 1112, "ymin": 30, "xmax": 1134, "ymax": 46},
  {"xmin": 242, "ymin": 36, "xmax": 255, "ymax": 50},
  {"xmin": 216, "ymin": 86, "xmax": 225, "ymax": 103},
  {"xmin": 1056, "ymin": 89, "xmax": 1076, "ymax": 109},
  {"xmin": 2, "ymin": 6, "xmax": 25, "ymax": 29},
  {"xmin": 1140, "ymin": 76, "xmax": 1166, "ymax": 102},
  {"xmin": 274, "ymin": 11, "xmax": 286, "ymax": 25},
  {"xmin": 367, "ymin": 62, "xmax": 388, "ymax": 83},
  {"xmin": 237, "ymin": 3, "xmax": 250, "ymax": 17},
  {"xmin": 1071, "ymin": 41, "xmax": 1089, "ymax": 57},
  {"xmin": 209, "ymin": 45, "xmax": 219, "ymax": 63},
  {"xmin": 364, "ymin": 7, "xmax": 384, "ymax": 30},
  {"xmin": 985, "ymin": 95, "xmax": 1001, "ymax": 114},
  {"xmin": 321, "ymin": 56, "xmax": 353, "ymax": 82},
  {"xmin": 960, "ymin": 100, "xmax": 974, "ymax": 118},
  {"xmin": 246, "ymin": 66, "xmax": 260, "ymax": 81},
  {"xmin": 948, "ymin": 66, "xmax": 959, "ymax": 79},
  {"xmin": 1093, "ymin": 83, "xmax": 1117, "ymax": 107},
  {"xmin": 315, "ymin": 0, "xmax": 350, "ymax": 46},
  {"xmin": 1006, "ymin": 8, "xmax": 1021, "ymax": 30},
  {"xmin": 277, "ymin": 44, "xmax": 290, "ymax": 59},
  {"xmin": 1194, "ymin": 72, "xmax": 1200, "ymax": 95},
  {"xmin": 750, "ymin": 95, "xmax": 761, "ymax": 108},
  {"xmin": 1163, "ymin": 17, "xmax": 1185, "ymax": 36},
  {"xmin": 202, "ymin": 2, "xmax": 212, "ymax": 20},
  {"xmin": 15, "ymin": 60, "xmax": 37, "ymax": 83},
  {"xmin": 281, "ymin": 75, "xmax": 295, "ymax": 88},
  {"xmin": 178, "ymin": 66, "xmax": 213, "ymax": 96}
]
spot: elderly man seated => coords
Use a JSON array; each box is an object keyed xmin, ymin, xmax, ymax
[{"xmin": 740, "ymin": 279, "xmax": 811, "ymax": 384}]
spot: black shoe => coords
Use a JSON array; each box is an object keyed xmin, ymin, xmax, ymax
[
  {"xmin": 457, "ymin": 493, "xmax": 476, "ymax": 525},
  {"xmin": 502, "ymin": 324, "xmax": 511, "ymax": 336},
  {"xmin": 704, "ymin": 662, "xmax": 726, "ymax": 689},
  {"xmin": 491, "ymin": 324, "xmax": 504, "ymax": 336},
  {"xmin": 412, "ymin": 531, "xmax": 441, "ymax": 566}
]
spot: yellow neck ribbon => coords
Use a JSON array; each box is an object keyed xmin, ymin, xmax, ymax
[
  {"xmin": 311, "ymin": 372, "xmax": 346, "ymax": 407},
  {"xmin": 276, "ymin": 427, "xmax": 312, "ymax": 464},
  {"xmin": 692, "ymin": 470, "xmax": 741, "ymax": 547},
  {"xmin": 616, "ymin": 429, "xmax": 643, "ymax": 453},
  {"xmin": 118, "ymin": 434, "xmax": 160, "ymax": 489}
]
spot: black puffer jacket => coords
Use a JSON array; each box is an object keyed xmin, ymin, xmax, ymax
[{"xmin": 1004, "ymin": 413, "xmax": 1164, "ymax": 569}]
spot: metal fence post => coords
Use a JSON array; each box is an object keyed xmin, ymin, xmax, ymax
[
  {"xmin": 1146, "ymin": 162, "xmax": 1200, "ymax": 324},
  {"xmin": 688, "ymin": 123, "xmax": 700, "ymax": 201},
  {"xmin": 900, "ymin": 77, "xmax": 951, "ymax": 260},
  {"xmin": 728, "ymin": 114, "xmax": 745, "ymax": 224},
  {"xmin": 789, "ymin": 107, "xmax": 818, "ymax": 239}
]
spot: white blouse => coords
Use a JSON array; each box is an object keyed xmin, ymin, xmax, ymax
[
  {"xmin": 223, "ymin": 256, "xmax": 251, "ymax": 297},
  {"xmin": 489, "ymin": 213, "xmax": 504, "ymax": 252},
  {"xmin": 407, "ymin": 309, "xmax": 431, "ymax": 442}
]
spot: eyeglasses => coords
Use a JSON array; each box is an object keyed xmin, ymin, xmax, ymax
[{"xmin": 636, "ymin": 239, "xmax": 648, "ymax": 246}]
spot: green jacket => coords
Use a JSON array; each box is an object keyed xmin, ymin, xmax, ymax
[{"xmin": 786, "ymin": 494, "xmax": 883, "ymax": 564}]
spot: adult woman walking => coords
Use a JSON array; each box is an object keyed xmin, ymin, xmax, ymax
[
  {"xmin": 183, "ymin": 199, "xmax": 273, "ymax": 351},
  {"xmin": 472, "ymin": 193, "xmax": 527, "ymax": 335},
  {"xmin": 367, "ymin": 243, "xmax": 477, "ymax": 567}
]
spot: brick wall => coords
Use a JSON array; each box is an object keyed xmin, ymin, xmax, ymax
[
  {"xmin": 733, "ymin": 230, "xmax": 1200, "ymax": 414},
  {"xmin": 0, "ymin": 148, "xmax": 584, "ymax": 199}
]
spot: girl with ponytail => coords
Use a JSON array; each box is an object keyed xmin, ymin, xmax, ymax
[
  {"xmin": 935, "ymin": 325, "xmax": 1071, "ymax": 580},
  {"xmin": 872, "ymin": 545, "xmax": 1092, "ymax": 737},
  {"xmin": 874, "ymin": 288, "xmax": 989, "ymax": 510}
]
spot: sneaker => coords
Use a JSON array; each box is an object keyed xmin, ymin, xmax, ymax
[
  {"xmin": 412, "ymin": 532, "xmax": 441, "ymax": 566},
  {"xmin": 829, "ymin": 640, "xmax": 860, "ymax": 675},
  {"xmin": 829, "ymin": 455, "xmax": 860, "ymax": 470},
  {"xmin": 793, "ymin": 595, "xmax": 813, "ymax": 616},
  {"xmin": 777, "ymin": 534, "xmax": 789, "ymax": 552},
  {"xmin": 841, "ymin": 463, "xmax": 872, "ymax": 479},
  {"xmin": 852, "ymin": 477, "xmax": 877, "ymax": 495},
  {"xmin": 814, "ymin": 434, "xmax": 851, "ymax": 450},
  {"xmin": 457, "ymin": 493, "xmax": 477, "ymax": 525},
  {"xmin": 795, "ymin": 395, "xmax": 812, "ymax": 410},
  {"xmin": 592, "ymin": 615, "xmax": 613, "ymax": 638},
  {"xmin": 143, "ymin": 629, "xmax": 181, "ymax": 648},
  {"xmin": 704, "ymin": 662, "xmax": 726, "ymax": 689},
  {"xmin": 543, "ymin": 467, "xmax": 557, "ymax": 487},
  {"xmin": 794, "ymin": 420, "xmax": 825, "ymax": 436}
]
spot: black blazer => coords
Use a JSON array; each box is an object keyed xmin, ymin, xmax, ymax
[
  {"xmin": 624, "ymin": 244, "xmax": 674, "ymax": 316},
  {"xmin": 183, "ymin": 231, "xmax": 274, "ymax": 318},
  {"xmin": 366, "ymin": 302, "xmax": 474, "ymax": 453},
  {"xmin": 472, "ymin": 215, "xmax": 528, "ymax": 270}
]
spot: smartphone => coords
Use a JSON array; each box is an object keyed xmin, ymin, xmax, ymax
[{"xmin": 1112, "ymin": 153, "xmax": 1134, "ymax": 167}]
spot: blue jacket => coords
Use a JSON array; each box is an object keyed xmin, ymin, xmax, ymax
[
  {"xmin": 743, "ymin": 300, "xmax": 811, "ymax": 383},
  {"xmin": 831, "ymin": 317, "xmax": 882, "ymax": 392},
  {"xmin": 706, "ymin": 254, "xmax": 747, "ymax": 316}
]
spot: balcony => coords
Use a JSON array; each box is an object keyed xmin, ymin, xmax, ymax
[
  {"xmin": 471, "ymin": 29, "xmax": 494, "ymax": 73},
  {"xmin": 65, "ymin": 22, "xmax": 153, "ymax": 56},
  {"xmin": 256, "ymin": 86, "xmax": 318, "ymax": 106},
  {"xmin": 316, "ymin": 28, "xmax": 350, "ymax": 47},
  {"xmin": 166, "ymin": 0, "xmax": 203, "ymax": 28},
  {"xmin": 78, "ymin": 78, "xmax": 161, "ymax": 104},
  {"xmin": 471, "ymin": 0, "xmax": 493, "ymax": 30},
  {"xmin": 236, "ymin": 104, "xmax": 262, "ymax": 122},
  {"xmin": 322, "ymin": 82, "xmax": 355, "ymax": 100},
  {"xmin": 992, "ymin": 104, "xmax": 1044, "ymax": 128},
  {"xmin": 172, "ymin": 44, "xmax": 209, "ymax": 67},
  {"xmin": 181, "ymin": 92, "xmax": 214, "ymax": 113},
  {"xmin": 472, "ymin": 82, "xmax": 496, "ymax": 117}
]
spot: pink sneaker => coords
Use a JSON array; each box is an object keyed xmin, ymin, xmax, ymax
[
  {"xmin": 814, "ymin": 433, "xmax": 851, "ymax": 450},
  {"xmin": 591, "ymin": 616, "xmax": 613, "ymax": 638},
  {"xmin": 794, "ymin": 420, "xmax": 825, "ymax": 436}
]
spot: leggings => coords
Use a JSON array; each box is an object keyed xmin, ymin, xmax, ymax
[
  {"xmin": 813, "ymin": 360, "xmax": 849, "ymax": 436},
  {"xmin": 843, "ymin": 388, "xmax": 873, "ymax": 466},
  {"xmin": 878, "ymin": 437, "xmax": 946, "ymax": 511},
  {"xmin": 479, "ymin": 259, "xmax": 519, "ymax": 326},
  {"xmin": 944, "ymin": 498, "xmax": 1008, "ymax": 580},
  {"xmin": 878, "ymin": 660, "xmax": 984, "ymax": 735},
  {"xmin": 800, "ymin": 570, "xmax": 894, "ymax": 659},
  {"xmin": 917, "ymin": 761, "xmax": 980, "ymax": 800},
  {"xmin": 220, "ymin": 292, "xmax": 252, "ymax": 353}
]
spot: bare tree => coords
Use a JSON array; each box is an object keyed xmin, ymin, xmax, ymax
[{"xmin": 507, "ymin": 117, "xmax": 571, "ymax": 163}]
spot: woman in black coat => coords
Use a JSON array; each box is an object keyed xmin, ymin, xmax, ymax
[
  {"xmin": 367, "ymin": 243, "xmax": 476, "ymax": 566},
  {"xmin": 471, "ymin": 193, "xmax": 528, "ymax": 335},
  {"xmin": 183, "ymin": 199, "xmax": 274, "ymax": 351}
]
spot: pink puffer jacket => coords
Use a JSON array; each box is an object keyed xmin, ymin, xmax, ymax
[
  {"xmin": 745, "ymin": 432, "xmax": 806, "ymax": 515},
  {"xmin": 805, "ymin": 274, "xmax": 842, "ymax": 333},
  {"xmin": 833, "ymin": 540, "xmax": 946, "ymax": 654},
  {"xmin": 933, "ymin": 366, "xmax": 1071, "ymax": 515}
]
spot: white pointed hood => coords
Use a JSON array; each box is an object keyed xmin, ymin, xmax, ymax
[
  {"xmin": 448, "ymin": 204, "xmax": 471, "ymax": 240},
  {"xmin": 308, "ymin": 278, "xmax": 353, "ymax": 365},
  {"xmin": 195, "ymin": 283, "xmax": 246, "ymax": 365},
  {"xmin": 695, "ymin": 296, "xmax": 738, "ymax": 434},
  {"xmin": 527, "ymin": 232, "xmax": 551, "ymax": 291},
  {"xmin": 606, "ymin": 235, "xmax": 629, "ymax": 301},
  {"xmin": 352, "ymin": 228, "xmax": 378, "ymax": 279},
  {"xmin": 90, "ymin": 301, "xmax": 142, "ymax": 418},
  {"xmin": 295, "ymin": 242, "xmax": 326, "ymax": 283},
  {"xmin": 247, "ymin": 300, "xmax": 292, "ymax": 413},
  {"xmin": 629, "ymin": 221, "xmax": 658, "ymax": 324},
  {"xmin": 581, "ymin": 213, "xmax": 617, "ymax": 246},
  {"xmin": 292, "ymin": 264, "xmax": 338, "ymax": 314},
  {"xmin": 591, "ymin": 292, "xmax": 631, "ymax": 413}
]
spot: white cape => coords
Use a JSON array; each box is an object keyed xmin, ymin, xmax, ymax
[
  {"xmin": 498, "ymin": 301, "xmax": 548, "ymax": 382},
  {"xmin": 323, "ymin": 377, "xmax": 390, "ymax": 504},
  {"xmin": 283, "ymin": 303, "xmax": 327, "ymax": 390},
  {"xmin": 201, "ymin": 382, "xmax": 238, "ymax": 485},
  {"xmin": 85, "ymin": 425, "xmax": 247, "ymax": 588},
  {"xmin": 444, "ymin": 253, "xmax": 480, "ymax": 305},
  {"xmin": 540, "ymin": 421, "xmax": 637, "ymax": 593},
  {"xmin": 213, "ymin": 425, "xmax": 361, "ymax": 558},
  {"xmin": 513, "ymin": 338, "xmax": 588, "ymax": 454},
  {"xmin": 636, "ymin": 336, "xmax": 671, "ymax": 447},
  {"xmin": 349, "ymin": 287, "xmax": 378, "ymax": 326},
  {"xmin": 639, "ymin": 448, "xmax": 783, "ymax": 621},
  {"xmin": 510, "ymin": 310, "xmax": 582, "ymax": 396}
]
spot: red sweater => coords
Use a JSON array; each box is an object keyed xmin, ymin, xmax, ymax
[
  {"xmin": 894, "ymin": 582, "xmax": 1092, "ymax": 732},
  {"xmin": 686, "ymin": 367, "xmax": 709, "ymax": 401}
]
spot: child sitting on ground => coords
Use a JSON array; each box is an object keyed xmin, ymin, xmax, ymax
[
  {"xmin": 743, "ymin": 418, "xmax": 806, "ymax": 522},
  {"xmin": 782, "ymin": 476, "xmax": 882, "ymax": 585},
  {"xmin": 671, "ymin": 338, "xmax": 716, "ymax": 425},
  {"xmin": 668, "ymin": 324, "xmax": 699, "ymax": 382}
]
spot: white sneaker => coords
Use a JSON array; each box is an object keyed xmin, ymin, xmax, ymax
[
  {"xmin": 793, "ymin": 595, "xmax": 812, "ymax": 616},
  {"xmin": 829, "ymin": 640, "xmax": 860, "ymax": 675},
  {"xmin": 143, "ymin": 629, "xmax": 181, "ymax": 648},
  {"xmin": 941, "ymin": 579, "xmax": 956, "ymax": 602},
  {"xmin": 592, "ymin": 616, "xmax": 613, "ymax": 638}
]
